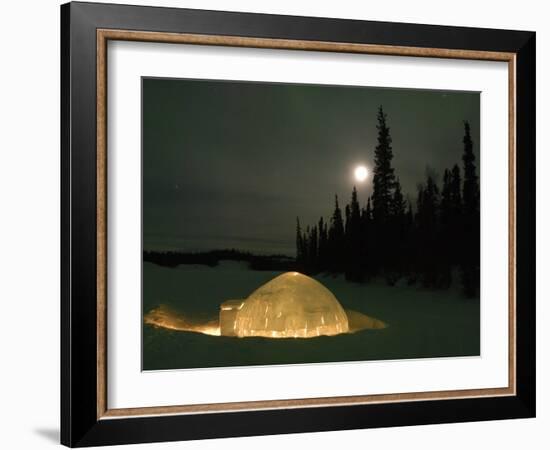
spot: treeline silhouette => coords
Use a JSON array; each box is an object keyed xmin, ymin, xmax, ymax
[
  {"xmin": 296, "ymin": 106, "xmax": 480, "ymax": 297},
  {"xmin": 144, "ymin": 249, "xmax": 297, "ymax": 271}
]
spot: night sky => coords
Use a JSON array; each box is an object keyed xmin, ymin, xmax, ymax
[{"xmin": 143, "ymin": 77, "xmax": 479, "ymax": 256}]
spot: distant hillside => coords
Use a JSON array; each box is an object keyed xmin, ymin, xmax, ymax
[{"xmin": 143, "ymin": 249, "xmax": 297, "ymax": 271}]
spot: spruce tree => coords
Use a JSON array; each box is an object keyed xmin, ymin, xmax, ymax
[
  {"xmin": 462, "ymin": 122, "xmax": 479, "ymax": 215},
  {"xmin": 345, "ymin": 186, "xmax": 363, "ymax": 281},
  {"xmin": 372, "ymin": 106, "xmax": 397, "ymax": 279},
  {"xmin": 450, "ymin": 164, "xmax": 462, "ymax": 215},
  {"xmin": 360, "ymin": 197, "xmax": 374, "ymax": 279},
  {"xmin": 416, "ymin": 172, "xmax": 441, "ymax": 288},
  {"xmin": 461, "ymin": 121, "xmax": 480, "ymax": 297},
  {"xmin": 344, "ymin": 204, "xmax": 351, "ymax": 238},
  {"xmin": 330, "ymin": 195, "xmax": 345, "ymax": 241},
  {"xmin": 365, "ymin": 196, "xmax": 373, "ymax": 222},
  {"xmin": 328, "ymin": 195, "xmax": 345, "ymax": 272},
  {"xmin": 403, "ymin": 198, "xmax": 415, "ymax": 282},
  {"xmin": 304, "ymin": 225, "xmax": 310, "ymax": 269},
  {"xmin": 386, "ymin": 178, "xmax": 407, "ymax": 284},
  {"xmin": 406, "ymin": 200, "xmax": 414, "ymax": 228},
  {"xmin": 309, "ymin": 225, "xmax": 318, "ymax": 272},
  {"xmin": 372, "ymin": 106, "xmax": 396, "ymax": 223},
  {"xmin": 450, "ymin": 164, "xmax": 463, "ymax": 267},
  {"xmin": 295, "ymin": 217, "xmax": 303, "ymax": 265},
  {"xmin": 440, "ymin": 169, "xmax": 452, "ymax": 226},
  {"xmin": 350, "ymin": 187, "xmax": 361, "ymax": 222},
  {"xmin": 391, "ymin": 178, "xmax": 406, "ymax": 218},
  {"xmin": 439, "ymin": 169, "xmax": 453, "ymax": 288},
  {"xmin": 318, "ymin": 217, "xmax": 328, "ymax": 271},
  {"xmin": 349, "ymin": 186, "xmax": 362, "ymax": 255}
]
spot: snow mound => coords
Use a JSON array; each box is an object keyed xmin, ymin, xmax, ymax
[{"xmin": 220, "ymin": 272, "xmax": 349, "ymax": 338}]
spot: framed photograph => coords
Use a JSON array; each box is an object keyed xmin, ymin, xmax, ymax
[{"xmin": 61, "ymin": 2, "xmax": 536, "ymax": 447}]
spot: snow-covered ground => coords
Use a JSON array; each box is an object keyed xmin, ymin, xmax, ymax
[{"xmin": 143, "ymin": 261, "xmax": 480, "ymax": 370}]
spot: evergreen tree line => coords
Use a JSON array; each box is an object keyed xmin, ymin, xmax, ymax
[{"xmin": 296, "ymin": 106, "xmax": 480, "ymax": 297}]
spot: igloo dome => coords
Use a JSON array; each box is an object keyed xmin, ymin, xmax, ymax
[{"xmin": 220, "ymin": 272, "xmax": 349, "ymax": 338}]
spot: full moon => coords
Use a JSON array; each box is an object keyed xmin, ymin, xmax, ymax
[{"xmin": 354, "ymin": 165, "xmax": 368, "ymax": 182}]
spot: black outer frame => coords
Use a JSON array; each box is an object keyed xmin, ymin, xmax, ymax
[{"xmin": 61, "ymin": 1, "xmax": 536, "ymax": 447}]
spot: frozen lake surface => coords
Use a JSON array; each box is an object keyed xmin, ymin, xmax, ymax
[{"xmin": 143, "ymin": 261, "xmax": 480, "ymax": 370}]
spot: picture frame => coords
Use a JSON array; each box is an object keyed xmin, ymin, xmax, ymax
[{"xmin": 60, "ymin": 1, "xmax": 536, "ymax": 447}]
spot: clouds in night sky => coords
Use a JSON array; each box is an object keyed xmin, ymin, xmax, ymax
[{"xmin": 143, "ymin": 78, "xmax": 479, "ymax": 255}]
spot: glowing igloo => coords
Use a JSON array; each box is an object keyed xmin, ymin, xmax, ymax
[{"xmin": 219, "ymin": 272, "xmax": 349, "ymax": 338}]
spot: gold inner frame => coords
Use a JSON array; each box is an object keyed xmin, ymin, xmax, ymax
[{"xmin": 96, "ymin": 29, "xmax": 517, "ymax": 420}]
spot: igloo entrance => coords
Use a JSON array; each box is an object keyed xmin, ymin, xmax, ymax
[{"xmin": 219, "ymin": 272, "xmax": 349, "ymax": 338}]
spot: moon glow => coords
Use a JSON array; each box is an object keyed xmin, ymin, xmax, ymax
[{"xmin": 354, "ymin": 165, "xmax": 368, "ymax": 182}]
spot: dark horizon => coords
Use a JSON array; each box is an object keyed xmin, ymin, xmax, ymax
[{"xmin": 143, "ymin": 77, "xmax": 480, "ymax": 256}]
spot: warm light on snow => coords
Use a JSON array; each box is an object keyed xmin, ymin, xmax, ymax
[
  {"xmin": 144, "ymin": 305, "xmax": 221, "ymax": 336},
  {"xmin": 145, "ymin": 272, "xmax": 386, "ymax": 338},
  {"xmin": 354, "ymin": 165, "xmax": 368, "ymax": 182}
]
